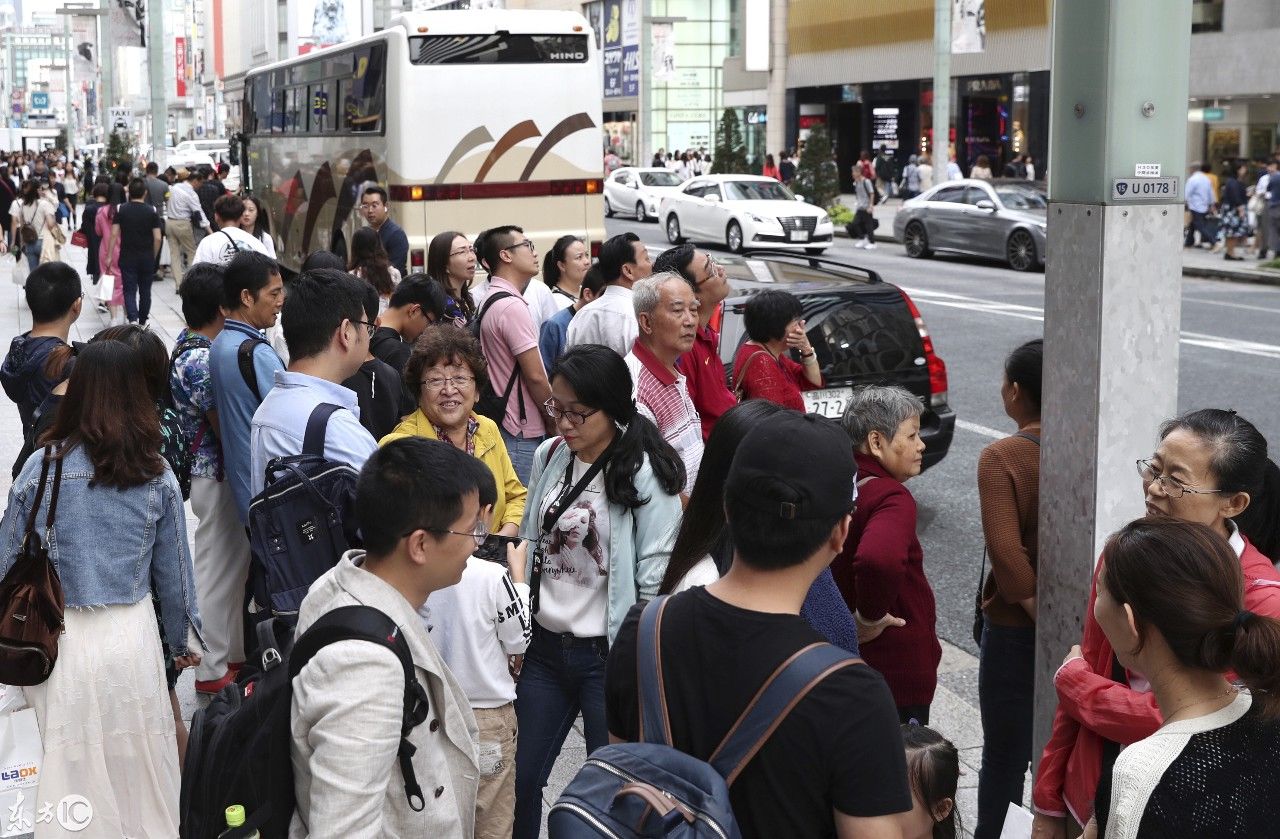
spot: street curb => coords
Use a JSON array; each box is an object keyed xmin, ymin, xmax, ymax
[{"xmin": 1181, "ymin": 265, "xmax": 1280, "ymax": 287}]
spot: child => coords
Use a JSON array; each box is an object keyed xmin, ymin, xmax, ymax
[
  {"xmin": 419, "ymin": 459, "xmax": 531, "ymax": 839},
  {"xmin": 900, "ymin": 723, "xmax": 961, "ymax": 839}
]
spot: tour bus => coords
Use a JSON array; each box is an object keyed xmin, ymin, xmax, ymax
[{"xmin": 238, "ymin": 10, "xmax": 605, "ymax": 275}]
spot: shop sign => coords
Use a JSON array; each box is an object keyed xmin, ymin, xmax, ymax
[
  {"xmin": 603, "ymin": 47, "xmax": 623, "ymax": 98},
  {"xmin": 622, "ymin": 45, "xmax": 639, "ymax": 97},
  {"xmin": 965, "ymin": 78, "xmax": 1003, "ymax": 94},
  {"xmin": 872, "ymin": 107, "xmax": 900, "ymax": 151}
]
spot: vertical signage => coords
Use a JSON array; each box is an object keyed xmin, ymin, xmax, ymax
[
  {"xmin": 175, "ymin": 38, "xmax": 187, "ymax": 97},
  {"xmin": 603, "ymin": 0, "xmax": 638, "ymax": 100}
]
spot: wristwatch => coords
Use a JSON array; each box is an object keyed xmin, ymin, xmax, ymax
[{"xmin": 800, "ymin": 348, "xmax": 816, "ymax": 360}]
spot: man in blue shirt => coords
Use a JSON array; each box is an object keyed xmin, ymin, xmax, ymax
[
  {"xmin": 209, "ymin": 251, "xmax": 286, "ymax": 522},
  {"xmin": 250, "ymin": 268, "xmax": 378, "ymax": 499},
  {"xmin": 538, "ymin": 265, "xmax": 607, "ymax": 372},
  {"xmin": 1184, "ymin": 162, "xmax": 1216, "ymax": 248},
  {"xmin": 359, "ymin": 185, "xmax": 409, "ymax": 278}
]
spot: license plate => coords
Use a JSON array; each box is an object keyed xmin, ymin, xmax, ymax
[
  {"xmin": 802, "ymin": 387, "xmax": 853, "ymax": 419},
  {"xmin": 788, "ymin": 230, "xmax": 809, "ymax": 242}
]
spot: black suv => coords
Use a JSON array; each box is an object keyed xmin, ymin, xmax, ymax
[{"xmin": 715, "ymin": 251, "xmax": 956, "ymax": 470}]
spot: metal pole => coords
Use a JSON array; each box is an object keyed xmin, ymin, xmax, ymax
[
  {"xmin": 764, "ymin": 0, "xmax": 786, "ymax": 158},
  {"xmin": 147, "ymin": 0, "xmax": 165, "ymax": 157},
  {"xmin": 62, "ymin": 15, "xmax": 73, "ymax": 148},
  {"xmin": 638, "ymin": 3, "xmax": 649, "ymax": 167},
  {"xmin": 1033, "ymin": 0, "xmax": 1193, "ymax": 821},
  {"xmin": 931, "ymin": 0, "xmax": 950, "ymax": 167},
  {"xmin": 98, "ymin": 0, "xmax": 113, "ymax": 133}
]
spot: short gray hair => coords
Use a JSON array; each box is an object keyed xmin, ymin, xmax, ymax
[
  {"xmin": 632, "ymin": 272, "xmax": 686, "ymax": 318},
  {"xmin": 840, "ymin": 385, "xmax": 923, "ymax": 445}
]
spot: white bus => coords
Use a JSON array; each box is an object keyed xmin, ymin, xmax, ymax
[{"xmin": 238, "ymin": 10, "xmax": 605, "ymax": 274}]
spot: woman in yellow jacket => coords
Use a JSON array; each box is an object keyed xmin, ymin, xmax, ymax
[{"xmin": 380, "ymin": 324, "xmax": 526, "ymax": 536}]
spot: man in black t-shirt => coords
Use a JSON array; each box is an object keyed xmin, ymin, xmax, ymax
[
  {"xmin": 110, "ymin": 178, "xmax": 162, "ymax": 325},
  {"xmin": 606, "ymin": 411, "xmax": 912, "ymax": 839}
]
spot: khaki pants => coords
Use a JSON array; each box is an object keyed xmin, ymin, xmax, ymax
[
  {"xmin": 473, "ymin": 702, "xmax": 517, "ymax": 839},
  {"xmin": 191, "ymin": 476, "xmax": 252, "ymax": 685},
  {"xmin": 167, "ymin": 219, "xmax": 197, "ymax": 288}
]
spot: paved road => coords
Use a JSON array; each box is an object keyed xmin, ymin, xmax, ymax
[{"xmin": 606, "ymin": 216, "xmax": 1280, "ymax": 658}]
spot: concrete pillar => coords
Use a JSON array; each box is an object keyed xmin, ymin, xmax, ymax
[
  {"xmin": 1033, "ymin": 0, "xmax": 1193, "ymax": 791},
  {"xmin": 147, "ymin": 0, "xmax": 165, "ymax": 154},
  {"xmin": 931, "ymin": 0, "xmax": 950, "ymax": 165},
  {"xmin": 764, "ymin": 0, "xmax": 787, "ymax": 157}
]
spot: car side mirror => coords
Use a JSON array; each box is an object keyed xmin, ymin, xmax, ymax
[
  {"xmin": 705, "ymin": 194, "xmax": 720, "ymax": 203},
  {"xmin": 975, "ymin": 199, "xmax": 996, "ymax": 211}
]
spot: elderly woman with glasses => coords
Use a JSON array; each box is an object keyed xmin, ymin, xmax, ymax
[
  {"xmin": 1031, "ymin": 409, "xmax": 1280, "ymax": 839},
  {"xmin": 512, "ymin": 344, "xmax": 684, "ymax": 839},
  {"xmin": 380, "ymin": 324, "xmax": 526, "ymax": 537}
]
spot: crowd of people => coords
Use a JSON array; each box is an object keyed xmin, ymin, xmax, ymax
[
  {"xmin": 2, "ymin": 173, "xmax": 1280, "ymax": 839},
  {"xmin": 1185, "ymin": 155, "xmax": 1280, "ymax": 264}
]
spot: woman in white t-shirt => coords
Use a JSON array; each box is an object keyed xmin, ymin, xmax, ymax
[
  {"xmin": 512, "ymin": 344, "xmax": 685, "ymax": 839},
  {"xmin": 10, "ymin": 180, "xmax": 57, "ymax": 269},
  {"xmin": 349, "ymin": 226, "xmax": 400, "ymax": 313},
  {"xmin": 238, "ymin": 195, "xmax": 276, "ymax": 259}
]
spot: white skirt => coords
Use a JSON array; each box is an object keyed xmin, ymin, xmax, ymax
[{"xmin": 23, "ymin": 597, "xmax": 180, "ymax": 838}]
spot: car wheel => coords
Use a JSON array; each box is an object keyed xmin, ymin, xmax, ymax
[
  {"xmin": 666, "ymin": 214, "xmax": 684, "ymax": 244},
  {"xmin": 903, "ymin": 221, "xmax": 932, "ymax": 258},
  {"xmin": 635, "ymin": 201, "xmax": 647, "ymax": 223},
  {"xmin": 1007, "ymin": 229, "xmax": 1037, "ymax": 272},
  {"xmin": 604, "ymin": 196, "xmax": 614, "ymax": 218},
  {"xmin": 726, "ymin": 221, "xmax": 744, "ymax": 254}
]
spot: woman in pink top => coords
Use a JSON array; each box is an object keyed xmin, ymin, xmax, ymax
[{"xmin": 95, "ymin": 190, "xmax": 124, "ymax": 323}]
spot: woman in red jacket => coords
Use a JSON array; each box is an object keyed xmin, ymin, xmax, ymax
[
  {"xmin": 731, "ymin": 290, "xmax": 823, "ymax": 411},
  {"xmin": 1032, "ymin": 408, "xmax": 1280, "ymax": 839},
  {"xmin": 831, "ymin": 384, "xmax": 941, "ymax": 724}
]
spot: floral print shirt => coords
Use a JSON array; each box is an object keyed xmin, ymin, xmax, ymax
[{"xmin": 169, "ymin": 328, "xmax": 222, "ymax": 479}]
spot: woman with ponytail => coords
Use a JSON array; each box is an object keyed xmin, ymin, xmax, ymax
[
  {"xmin": 1033, "ymin": 408, "xmax": 1280, "ymax": 838},
  {"xmin": 1084, "ymin": 518, "xmax": 1280, "ymax": 839},
  {"xmin": 512, "ymin": 344, "xmax": 683, "ymax": 838}
]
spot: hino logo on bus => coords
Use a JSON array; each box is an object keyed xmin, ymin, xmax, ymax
[{"xmin": 549, "ymin": 52, "xmax": 585, "ymax": 60}]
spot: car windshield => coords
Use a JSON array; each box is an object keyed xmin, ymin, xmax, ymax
[
  {"xmin": 640, "ymin": 171, "xmax": 683, "ymax": 187},
  {"xmin": 724, "ymin": 180, "xmax": 795, "ymax": 201},
  {"xmin": 995, "ymin": 186, "xmax": 1048, "ymax": 210}
]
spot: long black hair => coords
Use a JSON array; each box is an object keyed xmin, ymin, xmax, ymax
[
  {"xmin": 542, "ymin": 234, "xmax": 584, "ymax": 289},
  {"xmin": 660, "ymin": 400, "xmax": 784, "ymax": 593},
  {"xmin": 1159, "ymin": 408, "xmax": 1279, "ymax": 559},
  {"xmin": 550, "ymin": 345, "xmax": 684, "ymax": 508},
  {"xmin": 1004, "ymin": 338, "xmax": 1043, "ymax": 414}
]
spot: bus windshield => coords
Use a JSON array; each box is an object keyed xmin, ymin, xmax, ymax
[{"xmin": 410, "ymin": 33, "xmax": 589, "ymax": 64}]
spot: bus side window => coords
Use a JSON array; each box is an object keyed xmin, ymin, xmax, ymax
[
  {"xmin": 348, "ymin": 44, "xmax": 386, "ymax": 134},
  {"xmin": 272, "ymin": 89, "xmax": 286, "ymax": 134},
  {"xmin": 311, "ymin": 84, "xmax": 330, "ymax": 134},
  {"xmin": 251, "ymin": 76, "xmax": 271, "ymax": 134}
]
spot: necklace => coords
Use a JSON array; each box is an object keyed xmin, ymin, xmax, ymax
[{"xmin": 1160, "ymin": 686, "xmax": 1238, "ymax": 724}]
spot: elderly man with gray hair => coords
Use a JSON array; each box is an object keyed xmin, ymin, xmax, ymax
[
  {"xmin": 830, "ymin": 384, "xmax": 941, "ymax": 725},
  {"xmin": 624, "ymin": 271, "xmax": 703, "ymax": 497}
]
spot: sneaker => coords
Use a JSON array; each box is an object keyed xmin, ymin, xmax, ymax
[
  {"xmin": 195, "ymin": 669, "xmax": 237, "ymax": 695},
  {"xmin": 864, "ymin": 241, "xmax": 877, "ymax": 250},
  {"xmin": 853, "ymin": 240, "xmax": 868, "ymax": 249}
]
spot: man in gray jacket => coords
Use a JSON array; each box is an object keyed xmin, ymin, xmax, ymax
[{"xmin": 290, "ymin": 438, "xmax": 483, "ymax": 838}]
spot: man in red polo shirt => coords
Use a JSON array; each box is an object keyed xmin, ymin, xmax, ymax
[
  {"xmin": 653, "ymin": 244, "xmax": 734, "ymax": 441},
  {"xmin": 625, "ymin": 272, "xmax": 703, "ymax": 496}
]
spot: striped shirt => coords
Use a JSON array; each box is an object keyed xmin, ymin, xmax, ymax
[{"xmin": 626, "ymin": 340, "xmax": 703, "ymax": 494}]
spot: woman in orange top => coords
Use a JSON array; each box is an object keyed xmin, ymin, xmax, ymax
[{"xmin": 762, "ymin": 153, "xmax": 781, "ymax": 181}]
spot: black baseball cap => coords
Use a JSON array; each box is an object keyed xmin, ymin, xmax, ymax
[{"xmin": 726, "ymin": 411, "xmax": 857, "ymax": 521}]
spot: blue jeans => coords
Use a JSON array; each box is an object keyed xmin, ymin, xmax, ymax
[
  {"xmin": 513, "ymin": 622, "xmax": 609, "ymax": 839},
  {"xmin": 975, "ymin": 618, "xmax": 1036, "ymax": 839},
  {"xmin": 119, "ymin": 253, "xmax": 156, "ymax": 323},
  {"xmin": 501, "ymin": 426, "xmax": 545, "ymax": 486},
  {"xmin": 23, "ymin": 240, "xmax": 41, "ymax": 270}
]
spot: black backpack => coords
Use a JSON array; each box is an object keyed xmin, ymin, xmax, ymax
[
  {"xmin": 237, "ymin": 336, "xmax": 269, "ymax": 402},
  {"xmin": 247, "ymin": 404, "xmax": 361, "ymax": 623},
  {"xmin": 548, "ymin": 596, "xmax": 861, "ymax": 837},
  {"xmin": 469, "ymin": 291, "xmax": 524, "ymax": 424},
  {"xmin": 179, "ymin": 606, "xmax": 430, "ymax": 839}
]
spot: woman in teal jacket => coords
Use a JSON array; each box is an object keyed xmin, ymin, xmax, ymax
[{"xmin": 513, "ymin": 344, "xmax": 685, "ymax": 839}]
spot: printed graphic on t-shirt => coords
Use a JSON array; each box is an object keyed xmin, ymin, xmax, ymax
[{"xmin": 543, "ymin": 501, "xmax": 606, "ymax": 587}]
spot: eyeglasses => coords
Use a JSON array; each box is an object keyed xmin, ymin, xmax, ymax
[
  {"xmin": 504, "ymin": 239, "xmax": 535, "ymax": 254},
  {"xmin": 698, "ymin": 255, "xmax": 725, "ymax": 284},
  {"xmin": 544, "ymin": 398, "xmax": 600, "ymax": 427},
  {"xmin": 1135, "ymin": 459, "xmax": 1222, "ymax": 499},
  {"xmin": 352, "ymin": 319, "xmax": 376, "ymax": 336},
  {"xmin": 450, "ymin": 245, "xmax": 475, "ymax": 256},
  {"xmin": 421, "ymin": 375, "xmax": 475, "ymax": 392},
  {"xmin": 404, "ymin": 515, "xmax": 490, "ymax": 547}
]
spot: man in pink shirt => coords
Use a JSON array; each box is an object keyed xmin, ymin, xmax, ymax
[{"xmin": 476, "ymin": 225, "xmax": 555, "ymax": 482}]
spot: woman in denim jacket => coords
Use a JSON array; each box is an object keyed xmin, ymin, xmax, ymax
[
  {"xmin": 513, "ymin": 345, "xmax": 684, "ymax": 839},
  {"xmin": 0, "ymin": 339, "xmax": 202, "ymax": 838}
]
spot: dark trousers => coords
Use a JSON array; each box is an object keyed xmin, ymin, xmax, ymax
[
  {"xmin": 975, "ymin": 619, "xmax": 1036, "ymax": 839},
  {"xmin": 119, "ymin": 252, "xmax": 156, "ymax": 323},
  {"xmin": 1185, "ymin": 210, "xmax": 1211, "ymax": 246},
  {"xmin": 513, "ymin": 622, "xmax": 609, "ymax": 839}
]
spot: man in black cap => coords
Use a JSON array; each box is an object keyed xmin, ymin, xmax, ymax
[{"xmin": 605, "ymin": 410, "xmax": 912, "ymax": 839}]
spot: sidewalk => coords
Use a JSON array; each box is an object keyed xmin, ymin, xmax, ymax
[
  {"xmin": 840, "ymin": 192, "xmax": 1280, "ymax": 287},
  {"xmin": 0, "ymin": 245, "xmax": 998, "ymax": 837}
]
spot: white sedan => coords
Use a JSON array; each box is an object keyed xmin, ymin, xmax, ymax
[
  {"xmin": 603, "ymin": 167, "xmax": 686, "ymax": 222},
  {"xmin": 658, "ymin": 175, "xmax": 833, "ymax": 254}
]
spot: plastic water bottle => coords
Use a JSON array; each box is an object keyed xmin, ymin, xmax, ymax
[{"xmin": 218, "ymin": 804, "xmax": 260, "ymax": 838}]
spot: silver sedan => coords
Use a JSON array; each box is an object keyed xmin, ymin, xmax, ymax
[{"xmin": 894, "ymin": 179, "xmax": 1048, "ymax": 271}]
